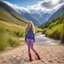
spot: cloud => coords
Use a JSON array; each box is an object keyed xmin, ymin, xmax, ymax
[
  {"xmin": 25, "ymin": 0, "xmax": 64, "ymax": 14},
  {"xmin": 3, "ymin": 0, "xmax": 64, "ymax": 14},
  {"xmin": 41, "ymin": 0, "xmax": 64, "ymax": 9},
  {"xmin": 3, "ymin": 1, "xmax": 20, "ymax": 10}
]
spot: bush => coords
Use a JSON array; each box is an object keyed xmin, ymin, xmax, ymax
[
  {"xmin": 0, "ymin": 21, "xmax": 25, "ymax": 50},
  {"xmin": 45, "ymin": 24, "xmax": 61, "ymax": 40},
  {"xmin": 0, "ymin": 28, "xmax": 8, "ymax": 50},
  {"xmin": 8, "ymin": 36, "xmax": 20, "ymax": 47},
  {"xmin": 52, "ymin": 30, "xmax": 60, "ymax": 40},
  {"xmin": 60, "ymin": 24, "xmax": 64, "ymax": 43},
  {"xmin": 48, "ymin": 23, "xmax": 55, "ymax": 29},
  {"xmin": 42, "ymin": 29, "xmax": 47, "ymax": 34},
  {"xmin": 14, "ymin": 31, "xmax": 25, "ymax": 37},
  {"xmin": 35, "ymin": 27, "xmax": 43, "ymax": 33},
  {"xmin": 41, "ymin": 14, "xmax": 64, "ymax": 44}
]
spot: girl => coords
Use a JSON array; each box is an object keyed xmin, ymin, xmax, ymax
[{"xmin": 25, "ymin": 21, "xmax": 41, "ymax": 61}]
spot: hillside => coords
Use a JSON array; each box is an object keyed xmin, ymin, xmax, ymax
[
  {"xmin": 0, "ymin": 1, "xmax": 28, "ymax": 26},
  {"xmin": 19, "ymin": 11, "xmax": 43, "ymax": 26},
  {"xmin": 0, "ymin": 1, "xmax": 27, "ymax": 50},
  {"xmin": 47, "ymin": 5, "xmax": 64, "ymax": 23},
  {"xmin": 18, "ymin": 9, "xmax": 51, "ymax": 26},
  {"xmin": 42, "ymin": 14, "xmax": 64, "ymax": 43},
  {"xmin": 0, "ymin": 1, "xmax": 43, "ymax": 50},
  {"xmin": 40, "ymin": 5, "xmax": 64, "ymax": 28}
]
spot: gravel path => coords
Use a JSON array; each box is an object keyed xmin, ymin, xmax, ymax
[{"xmin": 0, "ymin": 45, "xmax": 64, "ymax": 64}]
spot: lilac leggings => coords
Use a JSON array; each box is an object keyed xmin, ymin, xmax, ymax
[{"xmin": 26, "ymin": 39, "xmax": 37, "ymax": 55}]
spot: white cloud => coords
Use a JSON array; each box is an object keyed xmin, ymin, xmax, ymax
[
  {"xmin": 3, "ymin": 0, "xmax": 64, "ymax": 14},
  {"xmin": 3, "ymin": 1, "xmax": 20, "ymax": 10}
]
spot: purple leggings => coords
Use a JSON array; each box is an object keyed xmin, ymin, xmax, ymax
[{"xmin": 26, "ymin": 39, "xmax": 37, "ymax": 56}]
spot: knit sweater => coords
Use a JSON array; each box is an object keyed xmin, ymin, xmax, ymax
[{"xmin": 25, "ymin": 28, "xmax": 35, "ymax": 41}]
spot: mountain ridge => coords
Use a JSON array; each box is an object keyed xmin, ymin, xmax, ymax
[
  {"xmin": 0, "ymin": 1, "xmax": 28, "ymax": 26},
  {"xmin": 39, "ymin": 4, "xmax": 64, "ymax": 28}
]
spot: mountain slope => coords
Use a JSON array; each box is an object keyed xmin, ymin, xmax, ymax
[
  {"xmin": 18, "ymin": 10, "xmax": 51, "ymax": 26},
  {"xmin": 42, "ymin": 14, "xmax": 64, "ymax": 43},
  {"xmin": 0, "ymin": 1, "xmax": 28, "ymax": 26},
  {"xmin": 40, "ymin": 5, "xmax": 64, "ymax": 28},
  {"xmin": 47, "ymin": 5, "xmax": 64, "ymax": 23},
  {"xmin": 19, "ymin": 10, "xmax": 44, "ymax": 26}
]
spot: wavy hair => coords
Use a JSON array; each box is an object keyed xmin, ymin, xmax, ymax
[{"xmin": 25, "ymin": 21, "xmax": 35, "ymax": 34}]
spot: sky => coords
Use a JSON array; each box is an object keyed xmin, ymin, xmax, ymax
[
  {"xmin": 2, "ymin": 0, "xmax": 64, "ymax": 8},
  {"xmin": 2, "ymin": 0, "xmax": 43, "ymax": 7},
  {"xmin": 1, "ymin": 0, "xmax": 64, "ymax": 14}
]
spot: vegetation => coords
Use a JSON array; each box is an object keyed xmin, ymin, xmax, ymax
[
  {"xmin": 0, "ymin": 1, "xmax": 43, "ymax": 51},
  {"xmin": 0, "ymin": 2, "xmax": 28, "ymax": 26},
  {"xmin": 35, "ymin": 27, "xmax": 43, "ymax": 33},
  {"xmin": 0, "ymin": 20, "xmax": 42, "ymax": 50},
  {"xmin": 0, "ymin": 21, "xmax": 25, "ymax": 50},
  {"xmin": 42, "ymin": 14, "xmax": 64, "ymax": 43}
]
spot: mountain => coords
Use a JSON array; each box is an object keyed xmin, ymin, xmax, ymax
[
  {"xmin": 42, "ymin": 14, "xmax": 64, "ymax": 43},
  {"xmin": 18, "ymin": 9, "xmax": 51, "ymax": 26},
  {"xmin": 39, "ymin": 5, "xmax": 64, "ymax": 28},
  {"xmin": 18, "ymin": 10, "xmax": 44, "ymax": 26},
  {"xmin": 47, "ymin": 5, "xmax": 64, "ymax": 23},
  {"xmin": 0, "ymin": 1, "xmax": 28, "ymax": 26},
  {"xmin": 18, "ymin": 10, "xmax": 42, "ymax": 26},
  {"xmin": 3, "ymin": 1, "xmax": 64, "ymax": 26}
]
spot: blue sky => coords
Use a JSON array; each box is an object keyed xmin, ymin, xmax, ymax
[
  {"xmin": 3, "ymin": 0, "xmax": 43, "ymax": 7},
  {"xmin": 3, "ymin": 0, "xmax": 64, "ymax": 15}
]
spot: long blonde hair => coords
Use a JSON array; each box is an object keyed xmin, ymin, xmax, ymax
[{"xmin": 25, "ymin": 21, "xmax": 35, "ymax": 34}]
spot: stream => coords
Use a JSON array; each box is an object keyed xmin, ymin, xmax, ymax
[{"xmin": 19, "ymin": 33, "xmax": 61, "ymax": 45}]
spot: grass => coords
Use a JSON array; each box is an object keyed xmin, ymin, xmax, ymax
[
  {"xmin": 0, "ymin": 21, "xmax": 25, "ymax": 50},
  {"xmin": 60, "ymin": 24, "xmax": 64, "ymax": 43},
  {"xmin": 0, "ymin": 21, "xmax": 42, "ymax": 50},
  {"xmin": 35, "ymin": 27, "xmax": 43, "ymax": 33},
  {"xmin": 0, "ymin": 6, "xmax": 28, "ymax": 26},
  {"xmin": 0, "ymin": 2, "xmax": 43, "ymax": 50},
  {"xmin": 8, "ymin": 36, "xmax": 20, "ymax": 47},
  {"xmin": 0, "ymin": 28, "xmax": 8, "ymax": 50},
  {"xmin": 42, "ymin": 14, "xmax": 64, "ymax": 43}
]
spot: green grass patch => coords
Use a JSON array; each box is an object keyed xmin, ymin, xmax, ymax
[
  {"xmin": 42, "ymin": 14, "xmax": 64, "ymax": 43},
  {"xmin": 0, "ymin": 21, "xmax": 25, "ymax": 50},
  {"xmin": 35, "ymin": 27, "xmax": 43, "ymax": 33}
]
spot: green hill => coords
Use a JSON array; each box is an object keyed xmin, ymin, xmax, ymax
[
  {"xmin": 0, "ymin": 1, "xmax": 43, "ymax": 50},
  {"xmin": 0, "ymin": 1, "xmax": 28, "ymax": 26},
  {"xmin": 0, "ymin": 20, "xmax": 26, "ymax": 50},
  {"xmin": 0, "ymin": 1, "xmax": 28, "ymax": 50},
  {"xmin": 42, "ymin": 14, "xmax": 64, "ymax": 43}
]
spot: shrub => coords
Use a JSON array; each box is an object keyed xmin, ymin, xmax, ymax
[
  {"xmin": 0, "ymin": 28, "xmax": 8, "ymax": 50},
  {"xmin": 60, "ymin": 24, "xmax": 64, "ymax": 43},
  {"xmin": 45, "ymin": 24, "xmax": 61, "ymax": 40},
  {"xmin": 53, "ymin": 30, "xmax": 60, "ymax": 40},
  {"xmin": 48, "ymin": 23, "xmax": 55, "ymax": 29},
  {"xmin": 14, "ymin": 31, "xmax": 25, "ymax": 37},
  {"xmin": 42, "ymin": 29, "xmax": 47, "ymax": 34},
  {"xmin": 8, "ymin": 36, "xmax": 20, "ymax": 47},
  {"xmin": 35, "ymin": 28, "xmax": 43, "ymax": 33}
]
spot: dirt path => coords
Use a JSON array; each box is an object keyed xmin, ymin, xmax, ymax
[
  {"xmin": 0, "ymin": 33, "xmax": 64, "ymax": 64},
  {"xmin": 0, "ymin": 44, "xmax": 64, "ymax": 64}
]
